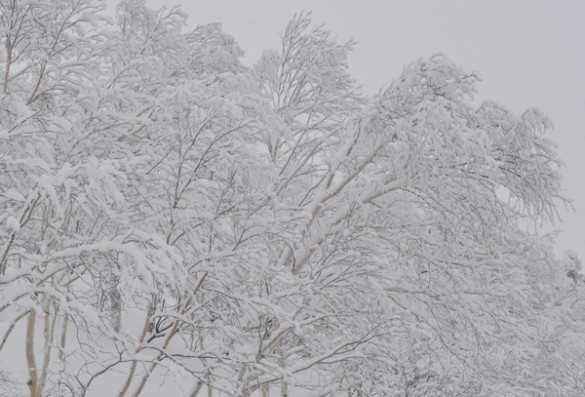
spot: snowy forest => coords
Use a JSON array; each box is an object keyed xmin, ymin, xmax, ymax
[{"xmin": 0, "ymin": 0, "xmax": 584, "ymax": 396}]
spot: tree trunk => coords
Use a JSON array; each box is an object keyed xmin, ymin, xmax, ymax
[
  {"xmin": 25, "ymin": 310, "xmax": 38, "ymax": 397},
  {"xmin": 110, "ymin": 273, "xmax": 122, "ymax": 333},
  {"xmin": 190, "ymin": 380, "xmax": 204, "ymax": 397}
]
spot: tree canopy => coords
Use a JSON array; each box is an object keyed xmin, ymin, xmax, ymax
[{"xmin": 0, "ymin": 1, "xmax": 581, "ymax": 396}]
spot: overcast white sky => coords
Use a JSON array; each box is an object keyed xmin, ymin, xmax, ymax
[{"xmin": 136, "ymin": 0, "xmax": 585, "ymax": 260}]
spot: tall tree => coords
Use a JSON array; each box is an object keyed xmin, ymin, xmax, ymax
[{"xmin": 0, "ymin": 2, "xmax": 578, "ymax": 396}]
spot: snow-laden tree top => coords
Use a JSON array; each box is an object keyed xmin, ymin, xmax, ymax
[{"xmin": 0, "ymin": 1, "xmax": 580, "ymax": 396}]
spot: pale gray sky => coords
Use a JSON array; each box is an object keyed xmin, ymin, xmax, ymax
[{"xmin": 139, "ymin": 0, "xmax": 585, "ymax": 259}]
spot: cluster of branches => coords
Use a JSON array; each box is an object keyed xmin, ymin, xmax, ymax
[{"xmin": 0, "ymin": 1, "xmax": 581, "ymax": 396}]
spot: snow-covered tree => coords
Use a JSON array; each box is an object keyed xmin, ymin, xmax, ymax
[{"xmin": 0, "ymin": 2, "xmax": 579, "ymax": 396}]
